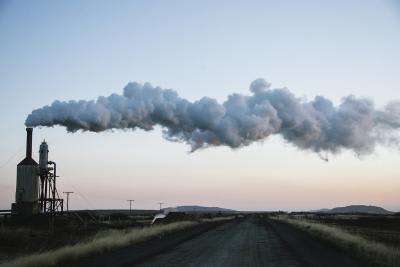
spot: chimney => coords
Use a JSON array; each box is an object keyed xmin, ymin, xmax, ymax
[{"xmin": 26, "ymin": 128, "xmax": 33, "ymax": 159}]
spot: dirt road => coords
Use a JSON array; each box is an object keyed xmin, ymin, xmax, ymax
[
  {"xmin": 138, "ymin": 219, "xmax": 299, "ymax": 267},
  {"xmin": 73, "ymin": 218, "xmax": 364, "ymax": 267}
]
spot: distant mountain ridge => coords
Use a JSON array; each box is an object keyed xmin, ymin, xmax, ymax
[
  {"xmin": 163, "ymin": 205, "xmax": 236, "ymax": 213},
  {"xmin": 311, "ymin": 205, "xmax": 392, "ymax": 214}
]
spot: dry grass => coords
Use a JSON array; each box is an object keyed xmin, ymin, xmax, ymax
[
  {"xmin": 272, "ymin": 215, "xmax": 400, "ymax": 267},
  {"xmin": 1, "ymin": 222, "xmax": 195, "ymax": 267},
  {"xmin": 0, "ymin": 217, "xmax": 233, "ymax": 267}
]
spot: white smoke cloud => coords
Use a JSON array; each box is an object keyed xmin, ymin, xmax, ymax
[{"xmin": 25, "ymin": 79, "xmax": 400, "ymax": 155}]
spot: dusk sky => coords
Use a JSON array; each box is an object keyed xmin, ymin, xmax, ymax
[{"xmin": 1, "ymin": 0, "xmax": 400, "ymax": 212}]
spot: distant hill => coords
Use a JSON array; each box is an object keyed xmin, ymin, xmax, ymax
[
  {"xmin": 311, "ymin": 205, "xmax": 392, "ymax": 214},
  {"xmin": 88, "ymin": 209, "xmax": 158, "ymax": 216},
  {"xmin": 309, "ymin": 208, "xmax": 330, "ymax": 213},
  {"xmin": 162, "ymin": 205, "xmax": 236, "ymax": 213}
]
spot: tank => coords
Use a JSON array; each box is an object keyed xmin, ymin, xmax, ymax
[
  {"xmin": 15, "ymin": 165, "xmax": 39, "ymax": 202},
  {"xmin": 12, "ymin": 128, "xmax": 39, "ymax": 215}
]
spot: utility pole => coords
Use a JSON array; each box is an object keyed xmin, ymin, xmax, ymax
[
  {"xmin": 63, "ymin": 191, "xmax": 74, "ymax": 212},
  {"xmin": 157, "ymin": 202, "xmax": 164, "ymax": 211},
  {"xmin": 127, "ymin": 199, "xmax": 135, "ymax": 215}
]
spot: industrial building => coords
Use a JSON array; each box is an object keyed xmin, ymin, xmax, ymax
[{"xmin": 11, "ymin": 128, "xmax": 63, "ymax": 217}]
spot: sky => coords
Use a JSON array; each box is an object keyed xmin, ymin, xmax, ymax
[{"xmin": 1, "ymin": 0, "xmax": 400, "ymax": 211}]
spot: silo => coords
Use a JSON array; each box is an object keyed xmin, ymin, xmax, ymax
[
  {"xmin": 39, "ymin": 140, "xmax": 49, "ymax": 171},
  {"xmin": 12, "ymin": 128, "xmax": 40, "ymax": 216}
]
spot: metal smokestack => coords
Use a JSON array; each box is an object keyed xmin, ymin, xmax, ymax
[{"xmin": 26, "ymin": 128, "xmax": 33, "ymax": 159}]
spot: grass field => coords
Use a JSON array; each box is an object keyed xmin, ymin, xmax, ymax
[
  {"xmin": 300, "ymin": 214, "xmax": 400, "ymax": 247},
  {"xmin": 272, "ymin": 214, "xmax": 400, "ymax": 267},
  {"xmin": 0, "ymin": 212, "xmax": 156, "ymax": 263},
  {"xmin": 0, "ymin": 215, "xmax": 233, "ymax": 267}
]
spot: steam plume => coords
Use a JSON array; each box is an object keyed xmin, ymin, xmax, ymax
[{"xmin": 25, "ymin": 79, "xmax": 400, "ymax": 156}]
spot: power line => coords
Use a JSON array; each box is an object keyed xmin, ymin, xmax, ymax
[
  {"xmin": 157, "ymin": 202, "xmax": 164, "ymax": 211},
  {"xmin": 0, "ymin": 146, "xmax": 24, "ymax": 169},
  {"xmin": 57, "ymin": 167, "xmax": 96, "ymax": 210}
]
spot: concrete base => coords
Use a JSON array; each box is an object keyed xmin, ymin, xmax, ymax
[{"xmin": 11, "ymin": 202, "xmax": 39, "ymax": 217}]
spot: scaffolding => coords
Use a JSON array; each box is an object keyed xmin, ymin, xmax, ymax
[{"xmin": 39, "ymin": 161, "xmax": 63, "ymax": 215}]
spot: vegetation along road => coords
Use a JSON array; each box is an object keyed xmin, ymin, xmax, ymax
[{"xmin": 73, "ymin": 217, "xmax": 364, "ymax": 267}]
